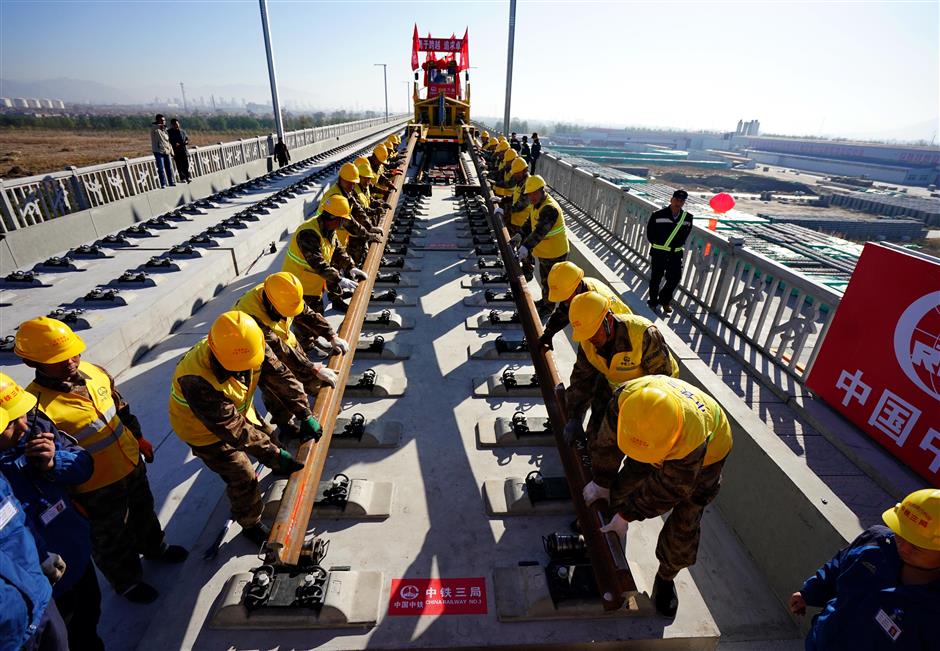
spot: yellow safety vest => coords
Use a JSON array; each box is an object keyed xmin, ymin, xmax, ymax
[
  {"xmin": 582, "ymin": 277, "xmax": 632, "ymax": 316},
  {"xmin": 233, "ymin": 284, "xmax": 299, "ymax": 350},
  {"xmin": 493, "ymin": 162, "xmax": 513, "ymax": 197},
  {"xmin": 528, "ymin": 194, "xmax": 569, "ymax": 259},
  {"xmin": 510, "ymin": 183, "xmax": 531, "ymax": 228},
  {"xmin": 320, "ymin": 182, "xmax": 352, "ymax": 247},
  {"xmin": 355, "ymin": 185, "xmax": 372, "ymax": 209},
  {"xmin": 29, "ymin": 361, "xmax": 139, "ymax": 493},
  {"xmin": 282, "ymin": 218, "xmax": 336, "ymax": 298},
  {"xmin": 618, "ymin": 376, "xmax": 732, "ymax": 467},
  {"xmin": 168, "ymin": 339, "xmax": 262, "ymax": 447},
  {"xmin": 581, "ymin": 313, "xmax": 679, "ymax": 389}
]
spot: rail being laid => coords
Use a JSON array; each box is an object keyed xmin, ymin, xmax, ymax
[
  {"xmin": 0, "ymin": 114, "xmax": 409, "ymax": 233},
  {"xmin": 534, "ymin": 151, "xmax": 844, "ymax": 382}
]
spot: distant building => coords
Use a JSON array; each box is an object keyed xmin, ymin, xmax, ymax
[
  {"xmin": 13, "ymin": 98, "xmax": 28, "ymax": 108},
  {"xmin": 0, "ymin": 97, "xmax": 12, "ymax": 108}
]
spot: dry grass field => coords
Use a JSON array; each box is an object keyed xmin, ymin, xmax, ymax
[{"xmin": 0, "ymin": 128, "xmax": 267, "ymax": 178}]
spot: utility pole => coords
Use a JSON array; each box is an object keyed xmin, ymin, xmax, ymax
[
  {"xmin": 259, "ymin": 0, "xmax": 285, "ymax": 141},
  {"xmin": 375, "ymin": 63, "xmax": 388, "ymax": 120},
  {"xmin": 503, "ymin": 0, "xmax": 516, "ymax": 135},
  {"xmin": 210, "ymin": 94, "xmax": 217, "ymax": 112},
  {"xmin": 179, "ymin": 82, "xmax": 188, "ymax": 112},
  {"xmin": 402, "ymin": 81, "xmax": 411, "ymax": 115}
]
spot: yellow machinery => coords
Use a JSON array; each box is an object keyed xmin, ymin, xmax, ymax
[{"xmin": 408, "ymin": 28, "xmax": 472, "ymax": 147}]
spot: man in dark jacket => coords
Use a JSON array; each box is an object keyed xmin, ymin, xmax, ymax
[
  {"xmin": 530, "ymin": 133, "xmax": 542, "ymax": 172},
  {"xmin": 790, "ymin": 489, "xmax": 940, "ymax": 651},
  {"xmin": 509, "ymin": 132, "xmax": 520, "ymax": 151},
  {"xmin": 0, "ymin": 388, "xmax": 103, "ymax": 651},
  {"xmin": 168, "ymin": 118, "xmax": 191, "ymax": 182},
  {"xmin": 274, "ymin": 138, "xmax": 291, "ymax": 167},
  {"xmin": 646, "ymin": 189, "xmax": 693, "ymax": 314}
]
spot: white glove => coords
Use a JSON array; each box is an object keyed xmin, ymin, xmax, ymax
[
  {"xmin": 493, "ymin": 207, "xmax": 504, "ymax": 218},
  {"xmin": 582, "ymin": 481, "xmax": 610, "ymax": 507},
  {"xmin": 350, "ymin": 267, "xmax": 368, "ymax": 281},
  {"xmin": 516, "ymin": 245, "xmax": 529, "ymax": 260},
  {"xmin": 313, "ymin": 364, "xmax": 338, "ymax": 387},
  {"xmin": 331, "ymin": 336, "xmax": 349, "ymax": 354},
  {"xmin": 338, "ymin": 277, "xmax": 358, "ymax": 293},
  {"xmin": 600, "ymin": 513, "xmax": 629, "ymax": 539}
]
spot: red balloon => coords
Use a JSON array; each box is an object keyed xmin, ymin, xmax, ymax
[{"xmin": 709, "ymin": 192, "xmax": 735, "ymax": 214}]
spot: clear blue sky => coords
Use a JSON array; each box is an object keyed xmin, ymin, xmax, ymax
[{"xmin": 1, "ymin": 0, "xmax": 937, "ymax": 139}]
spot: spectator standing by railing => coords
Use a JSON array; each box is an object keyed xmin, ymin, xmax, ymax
[
  {"xmin": 274, "ymin": 138, "xmax": 291, "ymax": 168},
  {"xmin": 168, "ymin": 118, "xmax": 191, "ymax": 183},
  {"xmin": 530, "ymin": 133, "xmax": 542, "ymax": 172},
  {"xmin": 150, "ymin": 114, "xmax": 176, "ymax": 188},
  {"xmin": 520, "ymin": 135, "xmax": 531, "ymax": 162}
]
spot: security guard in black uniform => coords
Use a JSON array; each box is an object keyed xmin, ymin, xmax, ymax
[{"xmin": 646, "ymin": 189, "xmax": 693, "ymax": 314}]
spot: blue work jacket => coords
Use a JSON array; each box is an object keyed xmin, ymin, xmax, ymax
[
  {"xmin": 0, "ymin": 474, "xmax": 52, "ymax": 651},
  {"xmin": 801, "ymin": 525, "xmax": 940, "ymax": 650},
  {"xmin": 0, "ymin": 410, "xmax": 94, "ymax": 596}
]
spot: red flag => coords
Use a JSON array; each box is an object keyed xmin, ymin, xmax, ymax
[
  {"xmin": 459, "ymin": 28, "xmax": 469, "ymax": 71},
  {"xmin": 411, "ymin": 24, "xmax": 419, "ymax": 70}
]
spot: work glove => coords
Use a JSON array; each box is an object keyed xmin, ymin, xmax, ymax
[
  {"xmin": 516, "ymin": 245, "xmax": 529, "ymax": 260},
  {"xmin": 509, "ymin": 233, "xmax": 522, "ymax": 247},
  {"xmin": 314, "ymin": 363, "xmax": 338, "ymax": 387},
  {"xmin": 338, "ymin": 277, "xmax": 358, "ymax": 293},
  {"xmin": 277, "ymin": 448, "xmax": 306, "ymax": 474},
  {"xmin": 138, "ymin": 437, "xmax": 155, "ymax": 463},
  {"xmin": 368, "ymin": 233, "xmax": 384, "ymax": 244},
  {"xmin": 41, "ymin": 552, "xmax": 66, "ymax": 585},
  {"xmin": 369, "ymin": 227, "xmax": 384, "ymax": 238},
  {"xmin": 493, "ymin": 207, "xmax": 504, "ymax": 218},
  {"xmin": 538, "ymin": 331, "xmax": 554, "ymax": 351},
  {"xmin": 331, "ymin": 336, "xmax": 350, "ymax": 354},
  {"xmin": 582, "ymin": 481, "xmax": 610, "ymax": 507},
  {"xmin": 599, "ymin": 513, "xmax": 629, "ymax": 539},
  {"xmin": 563, "ymin": 418, "xmax": 585, "ymax": 446},
  {"xmin": 299, "ymin": 416, "xmax": 322, "ymax": 443},
  {"xmin": 382, "ymin": 201, "xmax": 393, "ymax": 210},
  {"xmin": 350, "ymin": 267, "xmax": 368, "ymax": 281}
]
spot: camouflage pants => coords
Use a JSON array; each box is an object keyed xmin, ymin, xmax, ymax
[
  {"xmin": 610, "ymin": 458, "xmax": 725, "ymax": 581},
  {"xmin": 190, "ymin": 431, "xmax": 281, "ymax": 528},
  {"xmin": 536, "ymin": 253, "xmax": 568, "ymax": 309},
  {"xmin": 261, "ymin": 345, "xmax": 325, "ymax": 434},
  {"xmin": 71, "ymin": 462, "xmax": 165, "ymax": 593}
]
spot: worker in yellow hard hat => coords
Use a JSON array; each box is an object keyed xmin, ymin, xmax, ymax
[
  {"xmin": 233, "ymin": 272, "xmax": 349, "ymax": 436},
  {"xmin": 492, "ymin": 148, "xmax": 519, "ymax": 198},
  {"xmin": 493, "ymin": 156, "xmax": 532, "ymax": 235},
  {"xmin": 354, "ymin": 157, "xmax": 391, "ymax": 224},
  {"xmin": 369, "ymin": 143, "xmax": 395, "ymax": 200},
  {"xmin": 479, "ymin": 130, "xmax": 490, "ymax": 150},
  {"xmin": 790, "ymin": 489, "xmax": 940, "ymax": 648},
  {"xmin": 169, "ymin": 310, "xmax": 316, "ymax": 547},
  {"xmin": 282, "ymin": 193, "xmax": 364, "ymax": 317},
  {"xmin": 583, "ymin": 375, "xmax": 732, "ymax": 618},
  {"xmin": 539, "ymin": 261, "xmax": 632, "ymax": 349},
  {"xmin": 319, "ymin": 162, "xmax": 384, "ymax": 269},
  {"xmin": 564, "ymin": 290, "xmax": 677, "ymax": 446},
  {"xmin": 513, "ymin": 174, "xmax": 569, "ymax": 315},
  {"xmin": 14, "ymin": 317, "xmax": 188, "ymax": 604}
]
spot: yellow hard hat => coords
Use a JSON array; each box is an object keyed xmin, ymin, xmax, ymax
[
  {"xmin": 339, "ymin": 162, "xmax": 360, "ymax": 183},
  {"xmin": 320, "ymin": 194, "xmax": 352, "ymax": 220},
  {"xmin": 524, "ymin": 175, "xmax": 546, "ymax": 194},
  {"xmin": 14, "ymin": 316, "xmax": 86, "ymax": 364},
  {"xmin": 356, "ymin": 160, "xmax": 375, "ymax": 179},
  {"xmin": 482, "ymin": 131, "xmax": 489, "ymax": 139},
  {"xmin": 617, "ymin": 385, "xmax": 683, "ymax": 464},
  {"xmin": 495, "ymin": 141, "xmax": 510, "ymax": 153},
  {"xmin": 883, "ymin": 489, "xmax": 940, "ymax": 550},
  {"xmin": 498, "ymin": 136, "xmax": 508, "ymax": 144},
  {"xmin": 485, "ymin": 139, "xmax": 499, "ymax": 151},
  {"xmin": 263, "ymin": 272, "xmax": 304, "ymax": 318},
  {"xmin": 547, "ymin": 261, "xmax": 585, "ymax": 303},
  {"xmin": 384, "ymin": 137, "xmax": 395, "ymax": 150},
  {"xmin": 373, "ymin": 144, "xmax": 389, "ymax": 163},
  {"xmin": 569, "ymin": 291, "xmax": 611, "ymax": 342},
  {"xmin": 502, "ymin": 149, "xmax": 518, "ymax": 163},
  {"xmin": 0, "ymin": 408, "xmax": 9, "ymax": 434},
  {"xmin": 510, "ymin": 157, "xmax": 529, "ymax": 175},
  {"xmin": 208, "ymin": 311, "xmax": 265, "ymax": 372},
  {"xmin": 394, "ymin": 134, "xmax": 402, "ymax": 144},
  {"xmin": 0, "ymin": 372, "xmax": 38, "ymax": 421}
]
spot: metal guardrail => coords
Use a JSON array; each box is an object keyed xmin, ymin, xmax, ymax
[{"xmin": 0, "ymin": 114, "xmax": 410, "ymax": 233}]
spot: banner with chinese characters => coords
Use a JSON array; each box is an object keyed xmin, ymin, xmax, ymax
[
  {"xmin": 417, "ymin": 37, "xmax": 463, "ymax": 53},
  {"xmin": 805, "ymin": 243, "xmax": 940, "ymax": 486},
  {"xmin": 388, "ymin": 577, "xmax": 487, "ymax": 615}
]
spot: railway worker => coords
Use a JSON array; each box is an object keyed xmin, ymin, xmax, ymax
[
  {"xmin": 355, "ymin": 157, "xmax": 391, "ymax": 226},
  {"xmin": 493, "ymin": 148, "xmax": 519, "ymax": 198},
  {"xmin": 538, "ymin": 261, "xmax": 632, "ymax": 350},
  {"xmin": 562, "ymin": 289, "xmax": 676, "ymax": 445},
  {"xmin": 790, "ymin": 488, "xmax": 940, "ymax": 650},
  {"xmin": 647, "ymin": 189, "xmax": 693, "ymax": 314},
  {"xmin": 168, "ymin": 311, "xmax": 316, "ymax": 547},
  {"xmin": 320, "ymin": 162, "xmax": 384, "ymax": 268},
  {"xmin": 282, "ymin": 194, "xmax": 364, "ymax": 317},
  {"xmin": 493, "ymin": 156, "xmax": 531, "ymax": 236},
  {"xmin": 482, "ymin": 137, "xmax": 500, "ymax": 168},
  {"xmin": 0, "ymin": 375, "xmax": 105, "ymax": 650},
  {"xmin": 489, "ymin": 139, "xmax": 510, "ymax": 174},
  {"xmin": 233, "ymin": 272, "xmax": 348, "ymax": 437},
  {"xmin": 514, "ymin": 174, "xmax": 569, "ymax": 315},
  {"xmin": 386, "ymin": 134, "xmax": 404, "ymax": 164},
  {"xmin": 13, "ymin": 316, "xmax": 188, "ymax": 605},
  {"xmin": 479, "ymin": 130, "xmax": 490, "ymax": 149},
  {"xmin": 369, "ymin": 143, "xmax": 396, "ymax": 200},
  {"xmin": 582, "ymin": 375, "xmax": 732, "ymax": 618}
]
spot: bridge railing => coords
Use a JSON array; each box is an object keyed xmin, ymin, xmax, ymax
[
  {"xmin": 0, "ymin": 115, "xmax": 408, "ymax": 233},
  {"xmin": 536, "ymin": 152, "xmax": 844, "ymax": 381}
]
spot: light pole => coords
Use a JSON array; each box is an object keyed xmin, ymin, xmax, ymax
[
  {"xmin": 374, "ymin": 63, "xmax": 388, "ymax": 120},
  {"xmin": 259, "ymin": 0, "xmax": 285, "ymax": 141},
  {"xmin": 402, "ymin": 81, "xmax": 412, "ymax": 115},
  {"xmin": 503, "ymin": 0, "xmax": 516, "ymax": 135}
]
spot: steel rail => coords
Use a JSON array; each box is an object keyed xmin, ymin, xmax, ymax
[
  {"xmin": 266, "ymin": 131, "xmax": 417, "ymax": 565},
  {"xmin": 469, "ymin": 142, "xmax": 638, "ymax": 610}
]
